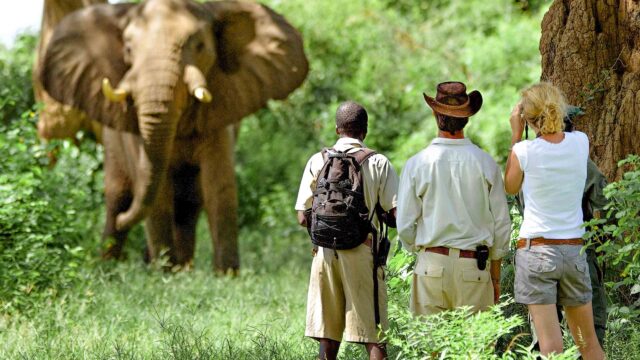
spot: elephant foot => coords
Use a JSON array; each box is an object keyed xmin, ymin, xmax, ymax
[
  {"xmin": 214, "ymin": 267, "xmax": 240, "ymax": 277},
  {"xmin": 101, "ymin": 242, "xmax": 125, "ymax": 261},
  {"xmin": 170, "ymin": 260, "xmax": 194, "ymax": 273}
]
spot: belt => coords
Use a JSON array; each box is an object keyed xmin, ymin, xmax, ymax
[
  {"xmin": 516, "ymin": 238, "xmax": 583, "ymax": 249},
  {"xmin": 424, "ymin": 246, "xmax": 477, "ymax": 259}
]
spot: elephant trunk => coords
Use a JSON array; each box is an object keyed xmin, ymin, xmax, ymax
[{"xmin": 115, "ymin": 56, "xmax": 182, "ymax": 231}]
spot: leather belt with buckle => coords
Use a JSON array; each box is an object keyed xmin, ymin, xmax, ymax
[
  {"xmin": 516, "ymin": 238, "xmax": 583, "ymax": 249},
  {"xmin": 424, "ymin": 246, "xmax": 477, "ymax": 259}
]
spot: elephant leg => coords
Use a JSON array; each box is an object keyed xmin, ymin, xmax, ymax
[
  {"xmin": 143, "ymin": 176, "xmax": 176, "ymax": 264},
  {"xmin": 172, "ymin": 164, "xmax": 202, "ymax": 266},
  {"xmin": 200, "ymin": 127, "xmax": 239, "ymax": 274}
]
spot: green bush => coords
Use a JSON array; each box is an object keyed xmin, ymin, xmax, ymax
[
  {"xmin": 0, "ymin": 110, "xmax": 104, "ymax": 313},
  {"xmin": 586, "ymin": 155, "xmax": 640, "ymax": 311},
  {"xmin": 0, "ymin": 34, "xmax": 36, "ymax": 125},
  {"xmin": 0, "ymin": 34, "xmax": 105, "ymax": 314},
  {"xmin": 385, "ymin": 300, "xmax": 579, "ymax": 359}
]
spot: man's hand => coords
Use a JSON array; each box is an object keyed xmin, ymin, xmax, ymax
[
  {"xmin": 492, "ymin": 279, "xmax": 501, "ymax": 304},
  {"xmin": 297, "ymin": 210, "xmax": 308, "ymax": 227},
  {"xmin": 490, "ymin": 259, "xmax": 502, "ymax": 304},
  {"xmin": 509, "ymin": 101, "xmax": 525, "ymax": 143}
]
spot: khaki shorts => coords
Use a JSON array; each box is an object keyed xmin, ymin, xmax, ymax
[
  {"xmin": 515, "ymin": 244, "xmax": 592, "ymax": 306},
  {"xmin": 410, "ymin": 249, "xmax": 494, "ymax": 316},
  {"xmin": 305, "ymin": 243, "xmax": 387, "ymax": 343}
]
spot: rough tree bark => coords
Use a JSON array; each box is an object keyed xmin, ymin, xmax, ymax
[{"xmin": 540, "ymin": 0, "xmax": 640, "ymax": 180}]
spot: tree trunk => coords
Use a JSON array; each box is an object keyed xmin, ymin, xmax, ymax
[{"xmin": 540, "ymin": 0, "xmax": 640, "ymax": 180}]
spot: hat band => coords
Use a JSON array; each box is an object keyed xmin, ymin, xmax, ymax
[{"xmin": 433, "ymin": 96, "xmax": 471, "ymax": 112}]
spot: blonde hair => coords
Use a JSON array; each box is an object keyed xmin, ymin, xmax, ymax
[{"xmin": 520, "ymin": 82, "xmax": 567, "ymax": 135}]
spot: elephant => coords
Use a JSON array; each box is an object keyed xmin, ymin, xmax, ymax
[{"xmin": 37, "ymin": 0, "xmax": 309, "ymax": 272}]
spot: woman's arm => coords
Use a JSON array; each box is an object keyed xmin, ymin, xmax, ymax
[
  {"xmin": 504, "ymin": 101, "xmax": 525, "ymax": 195},
  {"xmin": 504, "ymin": 150, "xmax": 524, "ymax": 195}
]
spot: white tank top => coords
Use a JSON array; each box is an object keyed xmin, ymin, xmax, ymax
[{"xmin": 512, "ymin": 131, "xmax": 589, "ymax": 239}]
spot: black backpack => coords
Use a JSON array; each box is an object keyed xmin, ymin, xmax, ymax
[{"xmin": 309, "ymin": 147, "xmax": 377, "ymax": 250}]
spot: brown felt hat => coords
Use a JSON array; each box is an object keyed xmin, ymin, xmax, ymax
[{"xmin": 423, "ymin": 81, "xmax": 483, "ymax": 118}]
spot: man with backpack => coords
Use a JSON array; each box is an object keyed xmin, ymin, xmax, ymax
[
  {"xmin": 295, "ymin": 101, "xmax": 399, "ymax": 360},
  {"xmin": 397, "ymin": 82, "xmax": 511, "ymax": 316}
]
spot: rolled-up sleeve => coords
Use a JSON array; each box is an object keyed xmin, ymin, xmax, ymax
[
  {"xmin": 397, "ymin": 160, "xmax": 421, "ymax": 252},
  {"xmin": 295, "ymin": 154, "xmax": 322, "ymax": 211},
  {"xmin": 488, "ymin": 163, "xmax": 511, "ymax": 260},
  {"xmin": 377, "ymin": 157, "xmax": 399, "ymax": 211},
  {"xmin": 585, "ymin": 159, "xmax": 608, "ymax": 214}
]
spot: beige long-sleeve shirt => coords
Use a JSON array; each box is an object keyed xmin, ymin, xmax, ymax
[
  {"xmin": 397, "ymin": 138, "xmax": 511, "ymax": 260},
  {"xmin": 295, "ymin": 137, "xmax": 399, "ymax": 230}
]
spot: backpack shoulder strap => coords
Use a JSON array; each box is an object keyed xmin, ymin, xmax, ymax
[
  {"xmin": 321, "ymin": 148, "xmax": 331, "ymax": 163},
  {"xmin": 351, "ymin": 148, "xmax": 377, "ymax": 165}
]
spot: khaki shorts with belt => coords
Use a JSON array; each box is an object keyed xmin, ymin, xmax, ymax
[
  {"xmin": 410, "ymin": 247, "xmax": 493, "ymax": 316},
  {"xmin": 305, "ymin": 243, "xmax": 387, "ymax": 343},
  {"xmin": 515, "ymin": 238, "xmax": 592, "ymax": 306}
]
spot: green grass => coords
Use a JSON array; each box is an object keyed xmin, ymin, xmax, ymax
[{"xmin": 0, "ymin": 218, "xmax": 318, "ymax": 359}]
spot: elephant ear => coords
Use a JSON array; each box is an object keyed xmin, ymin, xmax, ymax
[
  {"xmin": 203, "ymin": 1, "xmax": 309, "ymax": 128},
  {"xmin": 39, "ymin": 3, "xmax": 138, "ymax": 133}
]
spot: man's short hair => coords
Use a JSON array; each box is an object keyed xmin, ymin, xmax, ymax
[
  {"xmin": 436, "ymin": 113, "xmax": 468, "ymax": 135},
  {"xmin": 336, "ymin": 101, "xmax": 368, "ymax": 137}
]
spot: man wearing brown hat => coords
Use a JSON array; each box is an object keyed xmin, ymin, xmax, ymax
[{"xmin": 397, "ymin": 82, "xmax": 511, "ymax": 316}]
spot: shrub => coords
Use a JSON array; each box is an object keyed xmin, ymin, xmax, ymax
[
  {"xmin": 0, "ymin": 110, "xmax": 103, "ymax": 313},
  {"xmin": 0, "ymin": 34, "xmax": 36, "ymax": 126},
  {"xmin": 586, "ymin": 154, "xmax": 640, "ymax": 310},
  {"xmin": 385, "ymin": 299, "xmax": 578, "ymax": 359}
]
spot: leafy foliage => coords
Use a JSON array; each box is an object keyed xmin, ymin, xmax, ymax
[
  {"xmin": 586, "ymin": 155, "xmax": 640, "ymax": 311},
  {"xmin": 385, "ymin": 300, "xmax": 579, "ymax": 359},
  {"xmin": 0, "ymin": 34, "xmax": 36, "ymax": 125},
  {"xmin": 0, "ymin": 35, "xmax": 104, "ymax": 312},
  {"xmin": 0, "ymin": 110, "xmax": 104, "ymax": 312},
  {"xmin": 236, "ymin": 0, "xmax": 544, "ymax": 230}
]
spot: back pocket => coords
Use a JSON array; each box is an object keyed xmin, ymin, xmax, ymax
[
  {"xmin": 527, "ymin": 253, "xmax": 557, "ymax": 273},
  {"xmin": 413, "ymin": 265, "xmax": 445, "ymax": 308}
]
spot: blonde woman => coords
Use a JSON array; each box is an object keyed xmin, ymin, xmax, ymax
[{"xmin": 504, "ymin": 82, "xmax": 604, "ymax": 359}]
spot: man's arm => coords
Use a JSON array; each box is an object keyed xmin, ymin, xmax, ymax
[
  {"xmin": 376, "ymin": 156, "xmax": 400, "ymax": 228},
  {"xmin": 490, "ymin": 259, "xmax": 502, "ymax": 304},
  {"xmin": 294, "ymin": 154, "xmax": 321, "ymax": 227},
  {"xmin": 488, "ymin": 163, "xmax": 512, "ymax": 262},
  {"xmin": 297, "ymin": 211, "xmax": 307, "ymax": 227},
  {"xmin": 584, "ymin": 159, "xmax": 609, "ymax": 220},
  {"xmin": 396, "ymin": 161, "xmax": 421, "ymax": 252}
]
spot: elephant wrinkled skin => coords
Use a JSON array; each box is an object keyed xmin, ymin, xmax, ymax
[{"xmin": 37, "ymin": 0, "xmax": 308, "ymax": 272}]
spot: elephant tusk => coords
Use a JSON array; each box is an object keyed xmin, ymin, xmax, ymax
[
  {"xmin": 193, "ymin": 87, "xmax": 212, "ymax": 103},
  {"xmin": 102, "ymin": 78, "xmax": 128, "ymax": 102}
]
